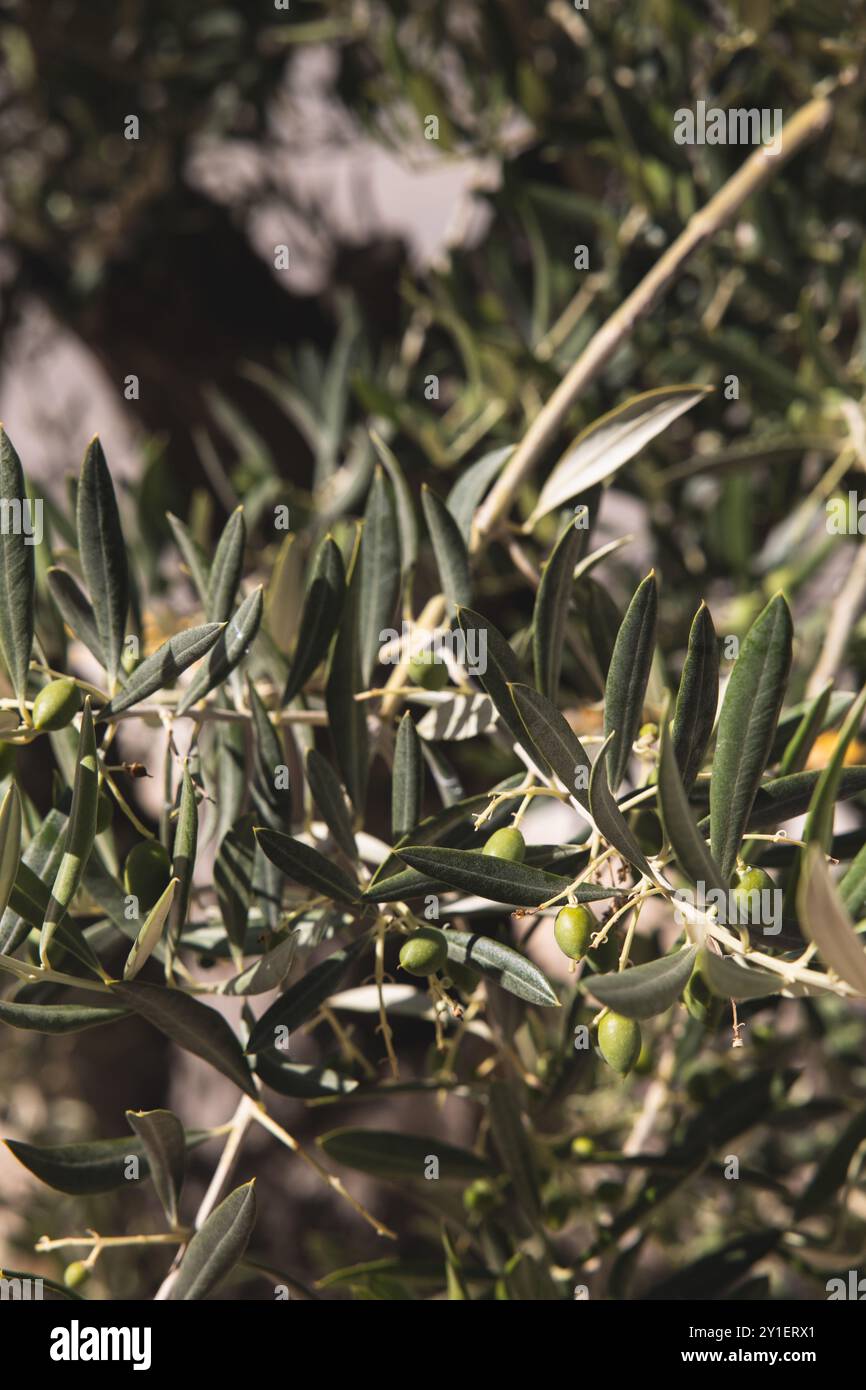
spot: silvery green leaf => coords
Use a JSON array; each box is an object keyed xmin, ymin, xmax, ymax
[
  {"xmin": 422, "ymin": 484, "xmax": 471, "ymax": 612},
  {"xmin": 392, "ymin": 712, "xmax": 423, "ymax": 841},
  {"xmin": 284, "ymin": 535, "xmax": 345, "ymax": 704},
  {"xmin": 359, "ymin": 466, "xmax": 399, "ymax": 685},
  {"xmin": 169, "ymin": 1182, "xmax": 256, "ymax": 1300},
  {"xmin": 672, "ymin": 602, "xmax": 719, "ymax": 792},
  {"xmin": 126, "ymin": 1107, "xmax": 186, "ymax": 1227},
  {"xmin": 76, "ymin": 437, "xmax": 128, "ymax": 685},
  {"xmin": 445, "ymin": 445, "xmax": 513, "ymax": 546},
  {"xmin": 206, "ymin": 505, "xmax": 246, "ymax": 622},
  {"xmin": 110, "ymin": 979, "xmax": 257, "ymax": 1096},
  {"xmin": 0, "ymin": 428, "xmax": 35, "ymax": 713},
  {"xmin": 167, "ymin": 511, "xmax": 210, "ymax": 604},
  {"xmin": 46, "ymin": 566, "xmax": 104, "ymax": 668},
  {"xmin": 416, "ymin": 693, "xmax": 497, "ymax": 742},
  {"xmin": 588, "ymin": 947, "xmax": 698, "ymax": 1019},
  {"xmin": 123, "ymin": 878, "xmax": 177, "ymax": 980},
  {"xmin": 604, "ymin": 572, "xmax": 658, "ymax": 791},
  {"xmin": 176, "ymin": 586, "xmax": 264, "ymax": 715},
  {"xmin": 532, "ymin": 518, "xmax": 586, "ymax": 700},
  {"xmin": 525, "ymin": 385, "xmax": 712, "ymax": 528},
  {"xmin": 444, "ymin": 929, "xmax": 559, "ymax": 1006},
  {"xmin": 97, "ymin": 624, "xmax": 224, "ymax": 718}
]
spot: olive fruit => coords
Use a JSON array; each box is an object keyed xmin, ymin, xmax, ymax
[
  {"xmin": 444, "ymin": 959, "xmax": 479, "ymax": 995},
  {"xmin": 570, "ymin": 1136, "xmax": 595, "ymax": 1158},
  {"xmin": 407, "ymin": 648, "xmax": 449, "ymax": 691},
  {"xmin": 597, "ymin": 1011, "xmax": 641, "ymax": 1075},
  {"xmin": 463, "ymin": 1178, "xmax": 499, "ymax": 1218},
  {"xmin": 554, "ymin": 904, "xmax": 595, "ymax": 960},
  {"xmin": 31, "ymin": 678, "xmax": 82, "ymax": 732},
  {"xmin": 730, "ymin": 866, "xmax": 775, "ymax": 926},
  {"xmin": 123, "ymin": 840, "xmax": 172, "ymax": 913},
  {"xmin": 399, "ymin": 926, "xmax": 448, "ymax": 977},
  {"xmin": 482, "ymin": 826, "xmax": 526, "ymax": 861},
  {"xmin": 63, "ymin": 1261, "xmax": 90, "ymax": 1289}
]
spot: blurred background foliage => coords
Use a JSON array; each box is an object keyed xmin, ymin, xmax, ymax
[{"xmin": 1, "ymin": 0, "xmax": 866, "ymax": 1298}]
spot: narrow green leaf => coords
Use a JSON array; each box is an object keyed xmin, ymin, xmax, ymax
[
  {"xmin": 422, "ymin": 484, "xmax": 471, "ymax": 612},
  {"xmin": 306, "ymin": 749, "xmax": 357, "ymax": 860},
  {"xmin": 123, "ymin": 877, "xmax": 177, "ymax": 980},
  {"xmin": 255, "ymin": 827, "xmax": 360, "ymax": 904},
  {"xmin": 97, "ymin": 624, "xmax": 224, "ymax": 718},
  {"xmin": 795, "ymin": 1106, "xmax": 866, "ymax": 1219},
  {"xmin": 396, "ymin": 845, "xmax": 612, "ymax": 908},
  {"xmin": 247, "ymin": 681, "xmax": 291, "ymax": 816},
  {"xmin": 588, "ymin": 947, "xmax": 698, "ymax": 1019},
  {"xmin": 110, "ymin": 978, "xmax": 257, "ymax": 1096},
  {"xmin": 46, "ymin": 566, "xmax": 104, "ymax": 668},
  {"xmin": 0, "ymin": 999, "xmax": 127, "ymax": 1033},
  {"xmin": 702, "ymin": 951, "xmax": 784, "ymax": 1001},
  {"xmin": 710, "ymin": 594, "xmax": 793, "ymax": 881},
  {"xmin": 0, "ymin": 808, "xmax": 67, "ymax": 954},
  {"xmin": 167, "ymin": 766, "xmax": 198, "ymax": 963},
  {"xmin": 658, "ymin": 712, "xmax": 726, "ymax": 894},
  {"xmin": 798, "ymin": 845, "xmax": 866, "ymax": 996},
  {"xmin": 526, "ymin": 386, "xmax": 712, "ymax": 528},
  {"xmin": 0, "ymin": 782, "xmax": 22, "ymax": 926},
  {"xmin": 446, "ymin": 445, "xmax": 513, "ymax": 545},
  {"xmin": 41, "ymin": 699, "xmax": 99, "ymax": 965},
  {"xmin": 488, "ymin": 1079, "xmax": 541, "ymax": 1219},
  {"xmin": 220, "ymin": 931, "xmax": 298, "ymax": 997},
  {"xmin": 456, "ymin": 607, "xmax": 537, "ymax": 759},
  {"xmin": 672, "ymin": 602, "xmax": 719, "ymax": 791},
  {"xmin": 325, "ymin": 533, "xmax": 368, "ymax": 811},
  {"xmin": 126, "ymin": 1108, "xmax": 186, "ymax": 1227},
  {"xmin": 215, "ymin": 815, "xmax": 257, "ymax": 954},
  {"xmin": 167, "ymin": 511, "xmax": 211, "ymax": 604},
  {"xmin": 510, "ymin": 682, "xmax": 591, "ymax": 811},
  {"xmin": 644, "ymin": 1229, "xmax": 780, "ymax": 1301},
  {"xmin": 318, "ymin": 1128, "xmax": 493, "ymax": 1180},
  {"xmin": 803, "ymin": 684, "xmax": 866, "ymax": 852},
  {"xmin": 170, "ymin": 1182, "xmax": 256, "ymax": 1301},
  {"xmin": 588, "ymin": 735, "xmax": 656, "ymax": 881},
  {"xmin": 245, "ymin": 939, "xmax": 366, "ymax": 1053},
  {"xmin": 359, "ymin": 466, "xmax": 399, "ymax": 684},
  {"xmin": 255, "ymin": 1056, "xmax": 359, "ymax": 1099},
  {"xmin": 76, "ymin": 437, "xmax": 128, "ymax": 684},
  {"xmin": 176, "ymin": 586, "xmax": 264, "ymax": 715},
  {"xmin": 4, "ymin": 1130, "xmax": 208, "ymax": 1196},
  {"xmin": 0, "ymin": 428, "xmax": 35, "ymax": 713},
  {"xmin": 416, "ymin": 694, "xmax": 497, "ymax": 743},
  {"xmin": 283, "ymin": 535, "xmax": 345, "ymax": 703},
  {"xmin": 840, "ymin": 840, "xmax": 866, "ymax": 921},
  {"xmin": 604, "ymin": 572, "xmax": 658, "ymax": 790},
  {"xmin": 392, "ymin": 713, "xmax": 423, "ymax": 840},
  {"xmin": 370, "ymin": 432, "xmax": 418, "ymax": 579},
  {"xmin": 696, "ymin": 767, "xmax": 866, "ymax": 835},
  {"xmin": 444, "ymin": 929, "xmax": 559, "ymax": 1006},
  {"xmin": 779, "ymin": 680, "xmax": 833, "ymax": 777},
  {"xmin": 532, "ymin": 518, "xmax": 586, "ymax": 700},
  {"xmin": 206, "ymin": 506, "xmax": 245, "ymax": 622}
]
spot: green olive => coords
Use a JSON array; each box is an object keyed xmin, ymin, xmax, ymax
[
  {"xmin": 597, "ymin": 1011, "xmax": 642, "ymax": 1075},
  {"xmin": 123, "ymin": 840, "xmax": 172, "ymax": 913},
  {"xmin": 63, "ymin": 1261, "xmax": 90, "ymax": 1289},
  {"xmin": 407, "ymin": 648, "xmax": 449, "ymax": 691},
  {"xmin": 730, "ymin": 866, "xmax": 775, "ymax": 926},
  {"xmin": 399, "ymin": 926, "xmax": 448, "ymax": 977},
  {"xmin": 463, "ymin": 1178, "xmax": 499, "ymax": 1217},
  {"xmin": 482, "ymin": 827, "xmax": 526, "ymax": 861},
  {"xmin": 570, "ymin": 1136, "xmax": 595, "ymax": 1158},
  {"xmin": 554, "ymin": 905, "xmax": 595, "ymax": 960},
  {"xmin": 31, "ymin": 678, "xmax": 82, "ymax": 732},
  {"xmin": 444, "ymin": 959, "xmax": 479, "ymax": 995}
]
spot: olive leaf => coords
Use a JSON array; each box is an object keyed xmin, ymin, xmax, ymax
[
  {"xmin": 46, "ymin": 566, "xmax": 105, "ymax": 669},
  {"xmin": 255, "ymin": 827, "xmax": 361, "ymax": 904},
  {"xmin": 76, "ymin": 437, "xmax": 128, "ymax": 686},
  {"xmin": 126, "ymin": 1108, "xmax": 186, "ymax": 1227},
  {"xmin": 445, "ymin": 444, "xmax": 513, "ymax": 545},
  {"xmin": 206, "ymin": 505, "xmax": 246, "ymax": 622},
  {"xmin": 97, "ymin": 623, "xmax": 224, "ymax": 718},
  {"xmin": 306, "ymin": 749, "xmax": 358, "ymax": 861},
  {"xmin": 587, "ymin": 947, "xmax": 698, "ymax": 1019},
  {"xmin": 392, "ymin": 712, "xmax": 424, "ymax": 840},
  {"xmin": 695, "ymin": 767, "xmax": 866, "ymax": 835},
  {"xmin": 176, "ymin": 585, "xmax": 264, "ymax": 715},
  {"xmin": 456, "ymin": 607, "xmax": 537, "ymax": 759},
  {"xmin": 326, "ymin": 529, "xmax": 368, "ymax": 812},
  {"xmin": 370, "ymin": 431, "xmax": 418, "ymax": 579},
  {"xmin": 167, "ymin": 511, "xmax": 211, "ymax": 604},
  {"xmin": 0, "ymin": 808, "xmax": 67, "ymax": 955},
  {"xmin": 40, "ymin": 698, "xmax": 99, "ymax": 966},
  {"xmin": 658, "ymin": 711, "xmax": 726, "ymax": 895},
  {"xmin": 421, "ymin": 484, "xmax": 471, "ymax": 612},
  {"xmin": 283, "ymin": 535, "xmax": 345, "ymax": 704},
  {"xmin": 359, "ymin": 465, "xmax": 399, "ymax": 684},
  {"xmin": 0, "ymin": 782, "xmax": 22, "ymax": 926},
  {"xmin": 525, "ymin": 385, "xmax": 712, "ymax": 529},
  {"xmin": 710, "ymin": 593, "xmax": 793, "ymax": 881},
  {"xmin": 488, "ymin": 1079, "xmax": 542, "ymax": 1219},
  {"xmin": 794, "ymin": 1105, "xmax": 866, "ymax": 1219},
  {"xmin": 397, "ymin": 845, "xmax": 608, "ymax": 908},
  {"xmin": 444, "ymin": 929, "xmax": 559, "ymax": 1006},
  {"xmin": 167, "ymin": 765, "xmax": 198, "ymax": 965},
  {"xmin": 317, "ymin": 1128, "xmax": 493, "ymax": 1180},
  {"xmin": 169, "ymin": 1182, "xmax": 257, "ymax": 1301},
  {"xmin": 416, "ymin": 693, "xmax": 497, "ymax": 742},
  {"xmin": 122, "ymin": 877, "xmax": 178, "ymax": 980},
  {"xmin": 0, "ymin": 428, "xmax": 35, "ymax": 715},
  {"xmin": 588, "ymin": 735, "xmax": 656, "ymax": 882},
  {"xmin": 4, "ymin": 1130, "xmax": 209, "ymax": 1196},
  {"xmin": 801, "ymin": 683, "xmax": 866, "ymax": 852},
  {"xmin": 214, "ymin": 814, "xmax": 257, "ymax": 956},
  {"xmin": 671, "ymin": 601, "xmax": 719, "ymax": 792},
  {"xmin": 256, "ymin": 1056, "xmax": 359, "ymax": 1099},
  {"xmin": 779, "ymin": 680, "xmax": 833, "ymax": 777},
  {"xmin": 220, "ymin": 931, "xmax": 298, "ymax": 997},
  {"xmin": 701, "ymin": 951, "xmax": 785, "ymax": 1001},
  {"xmin": 797, "ymin": 844, "xmax": 866, "ymax": 997},
  {"xmin": 245, "ymin": 938, "xmax": 367, "ymax": 1053},
  {"xmin": 0, "ymin": 999, "xmax": 128, "ymax": 1033},
  {"xmin": 604, "ymin": 571, "xmax": 658, "ymax": 791},
  {"xmin": 110, "ymin": 979, "xmax": 257, "ymax": 1097},
  {"xmin": 510, "ymin": 682, "xmax": 592, "ymax": 811},
  {"xmin": 532, "ymin": 517, "xmax": 586, "ymax": 701}
]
